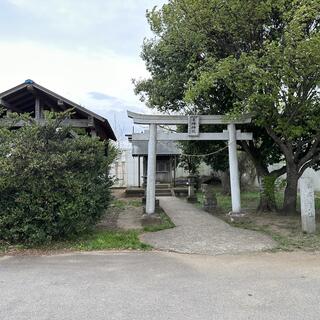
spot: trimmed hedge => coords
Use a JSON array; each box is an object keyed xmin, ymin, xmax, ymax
[{"xmin": 0, "ymin": 114, "xmax": 117, "ymax": 245}]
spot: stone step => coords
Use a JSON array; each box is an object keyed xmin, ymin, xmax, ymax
[
  {"xmin": 155, "ymin": 184, "xmax": 171, "ymax": 189},
  {"xmin": 156, "ymin": 193, "xmax": 172, "ymax": 197},
  {"xmin": 155, "ymin": 189, "xmax": 172, "ymax": 196},
  {"xmin": 125, "ymin": 188, "xmax": 145, "ymax": 197}
]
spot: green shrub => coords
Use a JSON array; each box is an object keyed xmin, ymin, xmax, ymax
[{"xmin": 0, "ymin": 112, "xmax": 117, "ymax": 245}]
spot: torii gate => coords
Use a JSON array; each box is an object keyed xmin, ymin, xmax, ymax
[{"xmin": 128, "ymin": 111, "xmax": 253, "ymax": 215}]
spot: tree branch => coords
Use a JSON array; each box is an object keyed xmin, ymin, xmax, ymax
[
  {"xmin": 298, "ymin": 132, "xmax": 320, "ymax": 168},
  {"xmin": 265, "ymin": 126, "xmax": 292, "ymax": 161},
  {"xmin": 270, "ymin": 165, "xmax": 287, "ymax": 177},
  {"xmin": 299, "ymin": 158, "xmax": 318, "ymax": 177}
]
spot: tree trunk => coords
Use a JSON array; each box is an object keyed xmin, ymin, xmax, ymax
[
  {"xmin": 282, "ymin": 169, "xmax": 299, "ymax": 215},
  {"xmin": 221, "ymin": 171, "xmax": 231, "ymax": 195},
  {"xmin": 257, "ymin": 173, "xmax": 277, "ymax": 212}
]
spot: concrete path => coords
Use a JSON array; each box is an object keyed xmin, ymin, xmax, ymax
[
  {"xmin": 141, "ymin": 197, "xmax": 276, "ymax": 255},
  {"xmin": 1, "ymin": 251, "xmax": 320, "ymax": 320}
]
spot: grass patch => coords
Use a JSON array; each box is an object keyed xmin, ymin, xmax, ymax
[
  {"xmin": 230, "ymin": 219, "xmax": 320, "ymax": 252},
  {"xmin": 127, "ymin": 199, "xmax": 142, "ymax": 207},
  {"xmin": 0, "ymin": 229, "xmax": 151, "ymax": 255},
  {"xmin": 111, "ymin": 199, "xmax": 127, "ymax": 210},
  {"xmin": 74, "ymin": 230, "xmax": 151, "ymax": 251},
  {"xmin": 196, "ymin": 186, "xmax": 320, "ymax": 252},
  {"xmin": 143, "ymin": 208, "xmax": 175, "ymax": 232},
  {"xmin": 110, "ymin": 198, "xmax": 142, "ymax": 209},
  {"xmin": 196, "ymin": 188, "xmax": 284, "ymax": 213}
]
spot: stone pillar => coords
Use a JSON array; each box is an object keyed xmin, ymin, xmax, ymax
[
  {"xmin": 146, "ymin": 124, "xmax": 157, "ymax": 215},
  {"xmin": 300, "ymin": 177, "xmax": 316, "ymax": 234},
  {"xmin": 187, "ymin": 176, "xmax": 197, "ymax": 203},
  {"xmin": 201, "ymin": 184, "xmax": 217, "ymax": 213},
  {"xmin": 228, "ymin": 123, "xmax": 241, "ymax": 214}
]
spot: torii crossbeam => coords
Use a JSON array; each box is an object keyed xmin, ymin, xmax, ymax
[{"xmin": 128, "ymin": 111, "xmax": 253, "ymax": 215}]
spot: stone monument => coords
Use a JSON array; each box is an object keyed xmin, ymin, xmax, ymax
[
  {"xmin": 201, "ymin": 184, "xmax": 217, "ymax": 213},
  {"xmin": 187, "ymin": 176, "xmax": 197, "ymax": 203},
  {"xmin": 300, "ymin": 177, "xmax": 316, "ymax": 234}
]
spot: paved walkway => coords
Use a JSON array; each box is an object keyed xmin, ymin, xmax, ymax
[{"xmin": 141, "ymin": 197, "xmax": 276, "ymax": 255}]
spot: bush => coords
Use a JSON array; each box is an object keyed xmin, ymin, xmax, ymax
[{"xmin": 0, "ymin": 113, "xmax": 117, "ymax": 245}]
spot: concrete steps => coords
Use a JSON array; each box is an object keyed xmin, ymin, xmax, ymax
[
  {"xmin": 155, "ymin": 189, "xmax": 172, "ymax": 196},
  {"xmin": 125, "ymin": 184, "xmax": 173, "ymax": 197},
  {"xmin": 125, "ymin": 188, "xmax": 144, "ymax": 197},
  {"xmin": 155, "ymin": 184, "xmax": 171, "ymax": 189},
  {"xmin": 155, "ymin": 184, "xmax": 172, "ymax": 196}
]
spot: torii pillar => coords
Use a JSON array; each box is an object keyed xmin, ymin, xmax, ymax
[
  {"xmin": 146, "ymin": 124, "xmax": 157, "ymax": 214},
  {"xmin": 228, "ymin": 123, "xmax": 241, "ymax": 213}
]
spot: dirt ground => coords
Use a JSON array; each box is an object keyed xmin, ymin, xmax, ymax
[{"xmin": 98, "ymin": 189, "xmax": 144, "ymax": 231}]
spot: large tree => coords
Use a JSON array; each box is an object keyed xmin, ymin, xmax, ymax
[
  {"xmin": 185, "ymin": 0, "xmax": 320, "ymax": 213},
  {"xmin": 135, "ymin": 0, "xmax": 290, "ymax": 211}
]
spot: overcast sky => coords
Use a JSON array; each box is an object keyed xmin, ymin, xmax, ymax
[{"xmin": 0, "ymin": 0, "xmax": 165, "ymax": 144}]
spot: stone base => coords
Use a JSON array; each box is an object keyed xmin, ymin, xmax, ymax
[
  {"xmin": 226, "ymin": 211, "xmax": 249, "ymax": 223},
  {"xmin": 203, "ymin": 205, "xmax": 217, "ymax": 214},
  {"xmin": 142, "ymin": 197, "xmax": 160, "ymax": 207},
  {"xmin": 301, "ymin": 216, "xmax": 316, "ymax": 234},
  {"xmin": 141, "ymin": 213, "xmax": 162, "ymax": 226},
  {"xmin": 187, "ymin": 196, "xmax": 197, "ymax": 203}
]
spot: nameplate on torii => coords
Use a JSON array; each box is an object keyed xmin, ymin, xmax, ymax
[{"xmin": 188, "ymin": 115, "xmax": 200, "ymax": 137}]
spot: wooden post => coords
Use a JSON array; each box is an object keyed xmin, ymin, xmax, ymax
[
  {"xmin": 173, "ymin": 156, "xmax": 177, "ymax": 187},
  {"xmin": 35, "ymin": 97, "xmax": 41, "ymax": 121},
  {"xmin": 138, "ymin": 156, "xmax": 141, "ymax": 188},
  {"xmin": 91, "ymin": 127, "xmax": 97, "ymax": 137},
  {"xmin": 169, "ymin": 156, "xmax": 173, "ymax": 186}
]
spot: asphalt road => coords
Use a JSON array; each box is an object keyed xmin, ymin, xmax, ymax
[{"xmin": 1, "ymin": 251, "xmax": 320, "ymax": 320}]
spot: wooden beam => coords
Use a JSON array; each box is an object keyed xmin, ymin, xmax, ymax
[
  {"xmin": 35, "ymin": 97, "xmax": 41, "ymax": 121},
  {"xmin": 88, "ymin": 116, "xmax": 94, "ymax": 127},
  {"xmin": 131, "ymin": 131, "xmax": 253, "ymax": 141},
  {"xmin": 27, "ymin": 84, "xmax": 35, "ymax": 93},
  {"xmin": 57, "ymin": 99, "xmax": 66, "ymax": 110},
  {"xmin": 14, "ymin": 96, "xmax": 35, "ymax": 108},
  {"xmin": 0, "ymin": 99, "xmax": 20, "ymax": 112},
  {"xmin": 127, "ymin": 111, "xmax": 252, "ymax": 125},
  {"xmin": 6, "ymin": 91, "xmax": 32, "ymax": 104}
]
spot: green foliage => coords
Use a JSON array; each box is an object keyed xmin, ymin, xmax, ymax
[
  {"xmin": 135, "ymin": 0, "xmax": 284, "ymax": 177},
  {"xmin": 0, "ymin": 112, "xmax": 117, "ymax": 245},
  {"xmin": 259, "ymin": 175, "xmax": 277, "ymax": 209},
  {"xmin": 184, "ymin": 0, "xmax": 320, "ymax": 157},
  {"xmin": 136, "ymin": 0, "xmax": 320, "ymax": 212}
]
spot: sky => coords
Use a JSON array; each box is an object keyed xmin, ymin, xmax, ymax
[{"xmin": 0, "ymin": 0, "xmax": 166, "ymax": 145}]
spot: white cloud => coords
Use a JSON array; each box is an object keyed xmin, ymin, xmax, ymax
[
  {"xmin": 0, "ymin": 1, "xmax": 167, "ymax": 142},
  {"xmin": 0, "ymin": 40, "xmax": 149, "ymax": 115},
  {"xmin": 6, "ymin": 0, "xmax": 164, "ymax": 32}
]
